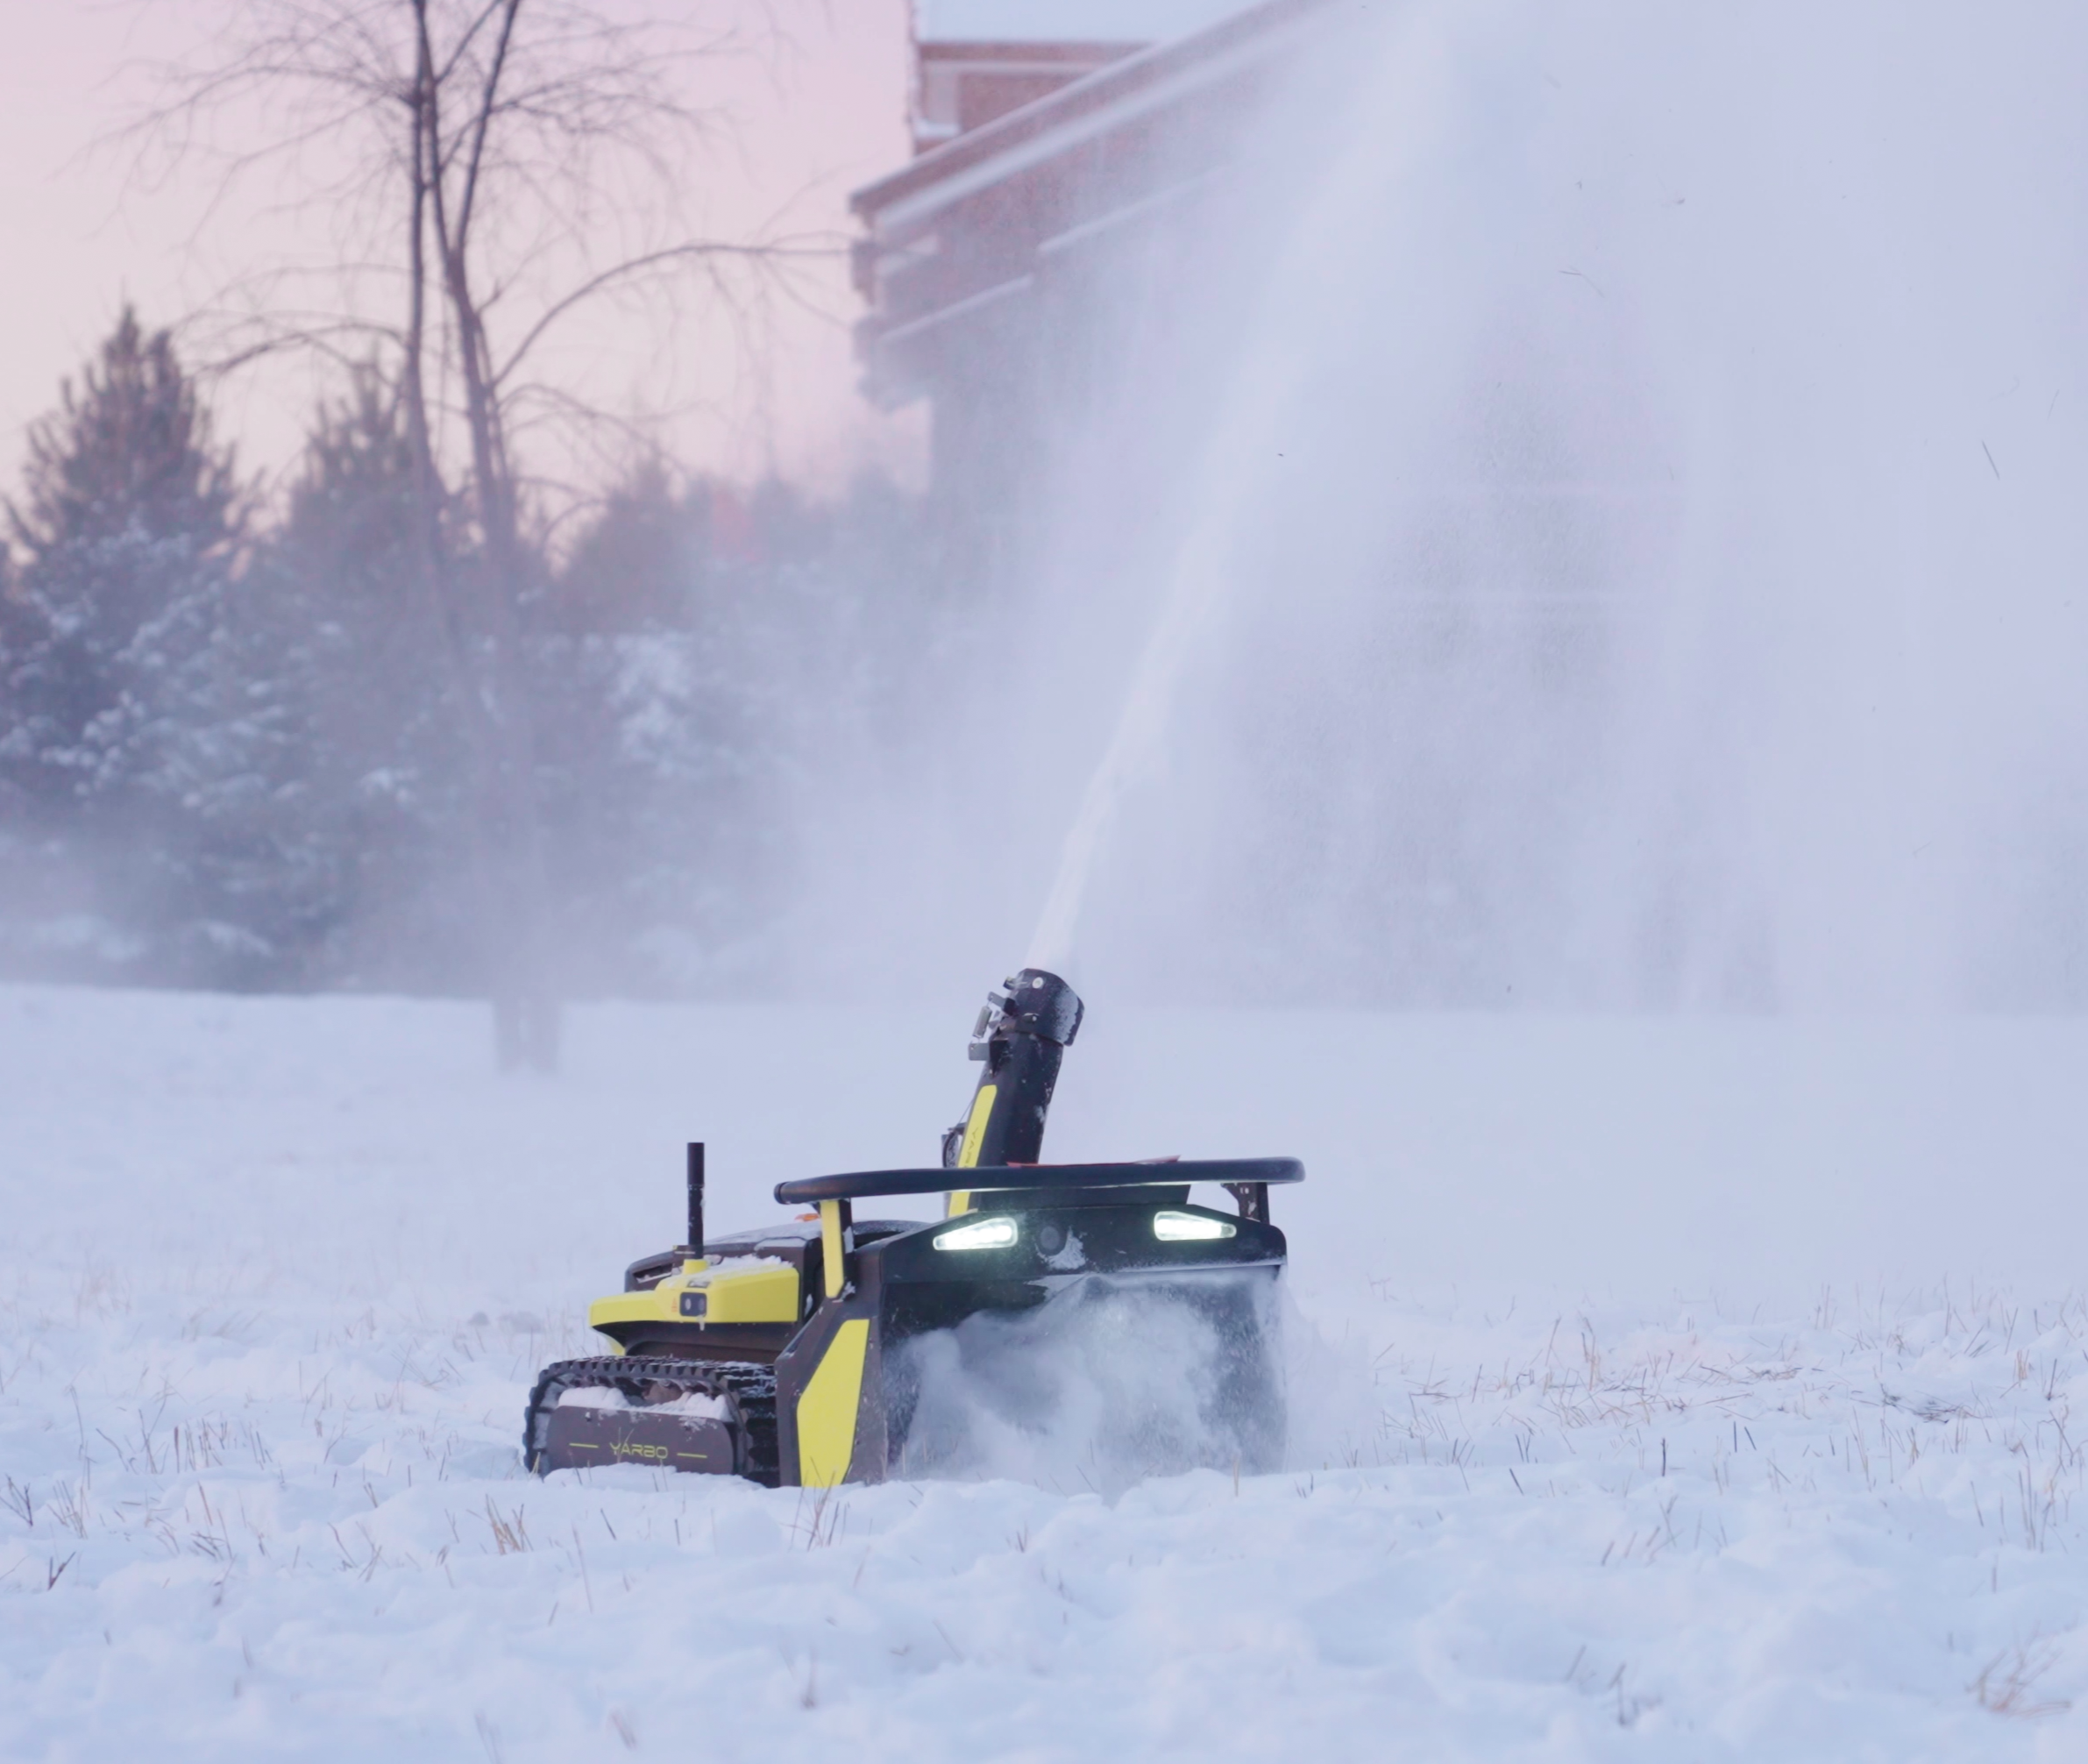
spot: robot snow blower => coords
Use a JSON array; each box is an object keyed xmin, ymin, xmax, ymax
[{"xmin": 523, "ymin": 971, "xmax": 1303, "ymax": 1487}]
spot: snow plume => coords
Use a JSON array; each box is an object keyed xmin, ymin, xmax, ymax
[
  {"xmin": 886, "ymin": 1272, "xmax": 1284, "ymax": 1496},
  {"xmin": 806, "ymin": 0, "xmax": 2088, "ymax": 1014}
]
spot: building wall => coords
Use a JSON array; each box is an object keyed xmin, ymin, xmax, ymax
[{"xmin": 856, "ymin": 2, "xmax": 1337, "ymax": 582}]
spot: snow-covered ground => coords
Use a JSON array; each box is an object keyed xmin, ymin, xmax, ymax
[{"xmin": 4, "ymin": 983, "xmax": 2087, "ymax": 1760}]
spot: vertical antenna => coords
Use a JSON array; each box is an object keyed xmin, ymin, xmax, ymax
[{"xmin": 685, "ymin": 1142, "xmax": 705, "ymax": 1256}]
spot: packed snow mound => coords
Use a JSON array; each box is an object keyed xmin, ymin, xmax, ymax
[
  {"xmin": 557, "ymin": 1387, "xmax": 732, "ymax": 1421},
  {"xmin": 4, "ymin": 985, "xmax": 2088, "ymax": 1759},
  {"xmin": 6, "ymin": 1260, "xmax": 2088, "ymax": 1760},
  {"xmin": 686, "ymin": 1254, "xmax": 793, "ymax": 1284}
]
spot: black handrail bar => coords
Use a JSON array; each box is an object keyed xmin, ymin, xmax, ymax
[{"xmin": 775, "ymin": 1156, "xmax": 1303, "ymax": 1206}]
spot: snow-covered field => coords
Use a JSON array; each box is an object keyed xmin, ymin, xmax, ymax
[{"xmin": 4, "ymin": 983, "xmax": 2088, "ymax": 1760}]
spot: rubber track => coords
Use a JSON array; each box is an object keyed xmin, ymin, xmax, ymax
[{"xmin": 523, "ymin": 1355, "xmax": 780, "ymax": 1486}]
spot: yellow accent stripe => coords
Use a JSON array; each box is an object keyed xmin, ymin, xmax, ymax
[
  {"xmin": 820, "ymin": 1199, "xmax": 845, "ymax": 1300},
  {"xmin": 956, "ymin": 1085, "xmax": 997, "ymax": 1168},
  {"xmin": 948, "ymin": 1082, "xmax": 997, "ymax": 1215},
  {"xmin": 797, "ymin": 1318, "xmax": 870, "ymax": 1487}
]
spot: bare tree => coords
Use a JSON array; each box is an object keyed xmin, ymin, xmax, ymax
[{"xmin": 132, "ymin": 0, "xmax": 830, "ymax": 1067}]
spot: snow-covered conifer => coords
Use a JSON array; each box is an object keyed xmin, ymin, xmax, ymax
[
  {"xmin": 0, "ymin": 309, "xmax": 328, "ymax": 984},
  {"xmin": 3, "ymin": 308, "xmax": 243, "ymax": 817}
]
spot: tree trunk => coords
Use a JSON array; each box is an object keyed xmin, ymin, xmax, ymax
[{"xmin": 411, "ymin": 0, "xmax": 560, "ymax": 1071}]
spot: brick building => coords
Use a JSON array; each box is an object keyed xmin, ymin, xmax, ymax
[{"xmin": 850, "ymin": 1, "xmax": 1340, "ymax": 563}]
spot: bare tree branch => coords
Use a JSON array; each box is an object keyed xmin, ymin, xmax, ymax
[
  {"xmin": 118, "ymin": 0, "xmax": 818, "ymax": 1064},
  {"xmin": 492, "ymin": 234, "xmax": 835, "ymax": 388}
]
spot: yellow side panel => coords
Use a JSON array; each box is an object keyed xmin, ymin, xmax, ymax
[
  {"xmin": 589, "ymin": 1289, "xmax": 677, "ymax": 1329},
  {"xmin": 586, "ymin": 1263, "xmax": 799, "ymax": 1332},
  {"xmin": 703, "ymin": 1265, "xmax": 799, "ymax": 1323},
  {"xmin": 797, "ymin": 1318, "xmax": 871, "ymax": 1488}
]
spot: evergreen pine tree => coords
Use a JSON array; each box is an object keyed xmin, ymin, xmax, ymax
[
  {"xmin": 0, "ymin": 308, "xmax": 324, "ymax": 983},
  {"xmin": 3, "ymin": 309, "xmax": 243, "ymax": 815}
]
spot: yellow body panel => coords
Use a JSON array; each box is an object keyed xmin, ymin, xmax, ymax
[
  {"xmin": 797, "ymin": 1318, "xmax": 870, "ymax": 1487},
  {"xmin": 586, "ymin": 1258, "xmax": 800, "ymax": 1333},
  {"xmin": 697, "ymin": 1264, "xmax": 800, "ymax": 1322}
]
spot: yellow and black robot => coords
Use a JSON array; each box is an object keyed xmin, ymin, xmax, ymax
[{"xmin": 523, "ymin": 970, "xmax": 1302, "ymax": 1487}]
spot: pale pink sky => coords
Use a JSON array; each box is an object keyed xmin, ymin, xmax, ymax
[{"xmin": 0, "ymin": 1, "xmax": 920, "ymax": 502}]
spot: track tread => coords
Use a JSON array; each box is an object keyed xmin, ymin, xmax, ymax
[{"xmin": 524, "ymin": 1355, "xmax": 779, "ymax": 1485}]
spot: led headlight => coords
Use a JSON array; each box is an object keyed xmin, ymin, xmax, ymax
[
  {"xmin": 1154, "ymin": 1210, "xmax": 1236, "ymax": 1242},
  {"xmin": 934, "ymin": 1215, "xmax": 1018, "ymax": 1252}
]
